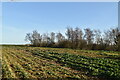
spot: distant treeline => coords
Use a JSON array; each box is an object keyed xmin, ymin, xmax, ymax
[{"xmin": 25, "ymin": 27, "xmax": 120, "ymax": 51}]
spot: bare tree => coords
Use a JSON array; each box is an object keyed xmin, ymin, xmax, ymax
[
  {"xmin": 113, "ymin": 28, "xmax": 120, "ymax": 51},
  {"xmin": 94, "ymin": 29, "xmax": 102, "ymax": 45},
  {"xmin": 25, "ymin": 27, "xmax": 119, "ymax": 51},
  {"xmin": 56, "ymin": 32, "xmax": 65, "ymax": 43},
  {"xmin": 66, "ymin": 27, "xmax": 71, "ymax": 41},
  {"xmin": 103, "ymin": 30, "xmax": 112, "ymax": 47},
  {"xmin": 25, "ymin": 30, "xmax": 42, "ymax": 46},
  {"xmin": 84, "ymin": 28, "xmax": 94, "ymax": 45},
  {"xmin": 50, "ymin": 32, "xmax": 55, "ymax": 43},
  {"xmin": 42, "ymin": 33, "xmax": 51, "ymax": 46},
  {"xmin": 65, "ymin": 27, "xmax": 76, "ymax": 48},
  {"xmin": 74, "ymin": 27, "xmax": 83, "ymax": 49}
]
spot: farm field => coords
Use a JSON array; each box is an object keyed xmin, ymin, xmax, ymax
[{"xmin": 1, "ymin": 45, "xmax": 120, "ymax": 80}]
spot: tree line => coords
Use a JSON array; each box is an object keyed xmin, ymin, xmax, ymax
[{"xmin": 25, "ymin": 27, "xmax": 120, "ymax": 51}]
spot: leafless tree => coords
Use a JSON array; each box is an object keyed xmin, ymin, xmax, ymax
[
  {"xmin": 50, "ymin": 32, "xmax": 55, "ymax": 43},
  {"xmin": 113, "ymin": 28, "xmax": 120, "ymax": 51},
  {"xmin": 25, "ymin": 27, "xmax": 120, "ymax": 51},
  {"xmin": 56, "ymin": 32, "xmax": 65, "ymax": 43},
  {"xmin": 94, "ymin": 29, "xmax": 102, "ymax": 45},
  {"xmin": 74, "ymin": 27, "xmax": 83, "ymax": 49},
  {"xmin": 84, "ymin": 28, "xmax": 94, "ymax": 45},
  {"xmin": 25, "ymin": 30, "xmax": 42, "ymax": 46}
]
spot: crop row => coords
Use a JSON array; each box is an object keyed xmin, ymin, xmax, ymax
[{"xmin": 28, "ymin": 49, "xmax": 120, "ymax": 80}]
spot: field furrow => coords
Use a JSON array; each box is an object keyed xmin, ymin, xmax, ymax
[{"xmin": 2, "ymin": 45, "xmax": 120, "ymax": 80}]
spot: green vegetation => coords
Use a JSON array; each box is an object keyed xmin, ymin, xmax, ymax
[{"xmin": 1, "ymin": 45, "xmax": 120, "ymax": 80}]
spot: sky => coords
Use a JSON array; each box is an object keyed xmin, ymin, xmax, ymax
[
  {"xmin": 1, "ymin": 0, "xmax": 119, "ymax": 2},
  {"xmin": 2, "ymin": 2, "xmax": 118, "ymax": 44}
]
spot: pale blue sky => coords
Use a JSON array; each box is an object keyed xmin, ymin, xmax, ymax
[{"xmin": 2, "ymin": 2, "xmax": 118, "ymax": 44}]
